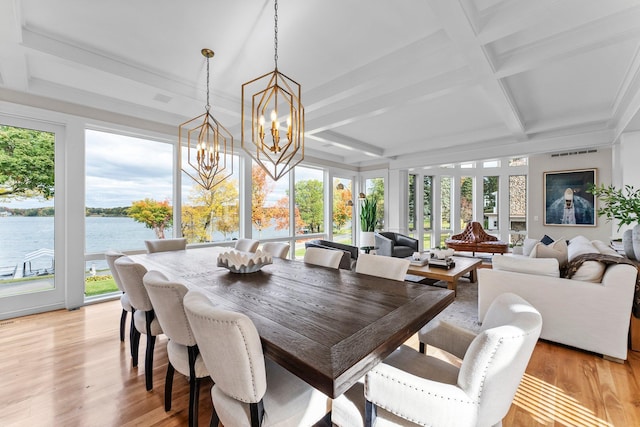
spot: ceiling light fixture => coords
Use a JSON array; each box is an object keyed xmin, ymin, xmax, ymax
[
  {"xmin": 241, "ymin": 0, "xmax": 304, "ymax": 181},
  {"xmin": 179, "ymin": 49, "xmax": 233, "ymax": 190}
]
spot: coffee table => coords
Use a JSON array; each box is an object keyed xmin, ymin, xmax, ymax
[{"xmin": 406, "ymin": 255, "xmax": 483, "ymax": 295}]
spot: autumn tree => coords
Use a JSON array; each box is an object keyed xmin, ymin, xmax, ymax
[
  {"xmin": 252, "ymin": 165, "xmax": 276, "ymax": 238},
  {"xmin": 128, "ymin": 198, "xmax": 172, "ymax": 239},
  {"xmin": 295, "ymin": 179, "xmax": 324, "ymax": 233},
  {"xmin": 181, "ymin": 180, "xmax": 240, "ymax": 243},
  {"xmin": 273, "ymin": 195, "xmax": 304, "ymax": 232},
  {"xmin": 0, "ymin": 125, "xmax": 55, "ymax": 199},
  {"xmin": 333, "ymin": 185, "xmax": 352, "ymax": 232}
]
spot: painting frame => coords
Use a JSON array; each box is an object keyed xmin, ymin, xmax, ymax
[{"xmin": 543, "ymin": 168, "xmax": 597, "ymax": 227}]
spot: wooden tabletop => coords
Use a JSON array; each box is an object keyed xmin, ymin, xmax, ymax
[
  {"xmin": 130, "ymin": 246, "xmax": 454, "ymax": 398},
  {"xmin": 407, "ymin": 255, "xmax": 482, "ymax": 280}
]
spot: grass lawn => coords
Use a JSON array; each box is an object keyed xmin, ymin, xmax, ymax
[{"xmin": 85, "ymin": 275, "xmax": 119, "ymax": 297}]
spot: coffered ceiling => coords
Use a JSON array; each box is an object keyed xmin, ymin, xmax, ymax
[{"xmin": 1, "ymin": 0, "xmax": 640, "ymax": 169}]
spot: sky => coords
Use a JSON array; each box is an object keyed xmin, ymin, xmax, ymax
[{"xmin": 2, "ymin": 129, "xmax": 327, "ymax": 209}]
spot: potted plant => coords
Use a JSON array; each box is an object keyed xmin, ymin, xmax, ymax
[
  {"xmin": 588, "ymin": 183, "xmax": 640, "ymax": 259},
  {"xmin": 360, "ymin": 196, "xmax": 377, "ymax": 248}
]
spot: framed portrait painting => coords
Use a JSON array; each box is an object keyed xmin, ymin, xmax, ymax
[{"xmin": 543, "ymin": 169, "xmax": 596, "ymax": 226}]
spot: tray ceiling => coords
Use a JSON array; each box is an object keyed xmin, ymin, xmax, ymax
[{"xmin": 1, "ymin": 0, "xmax": 639, "ymax": 168}]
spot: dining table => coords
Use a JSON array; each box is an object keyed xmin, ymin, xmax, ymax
[{"xmin": 129, "ymin": 246, "xmax": 455, "ymax": 399}]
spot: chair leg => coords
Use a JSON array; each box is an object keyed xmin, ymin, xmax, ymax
[
  {"xmin": 188, "ymin": 346, "xmax": 200, "ymax": 427},
  {"xmin": 250, "ymin": 400, "xmax": 265, "ymax": 427},
  {"xmin": 130, "ymin": 309, "xmax": 137, "ymax": 361},
  {"xmin": 131, "ymin": 327, "xmax": 141, "ymax": 367},
  {"xmin": 120, "ymin": 309, "xmax": 128, "ymax": 342},
  {"xmin": 419, "ymin": 342, "xmax": 425, "ymax": 354},
  {"xmin": 210, "ymin": 410, "xmax": 220, "ymax": 427},
  {"xmin": 144, "ymin": 311, "xmax": 156, "ymax": 391},
  {"xmin": 165, "ymin": 362, "xmax": 175, "ymax": 411},
  {"xmin": 365, "ymin": 399, "xmax": 377, "ymax": 427}
]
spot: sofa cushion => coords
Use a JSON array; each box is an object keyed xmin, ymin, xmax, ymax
[
  {"xmin": 565, "ymin": 237, "xmax": 606, "ymax": 282},
  {"xmin": 492, "ymin": 255, "xmax": 560, "ymax": 277},
  {"xmin": 530, "ymin": 238, "xmax": 568, "ymax": 267}
]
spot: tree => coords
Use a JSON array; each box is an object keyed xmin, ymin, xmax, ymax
[
  {"xmin": 183, "ymin": 179, "xmax": 240, "ymax": 242},
  {"xmin": 295, "ymin": 179, "xmax": 324, "ymax": 233},
  {"xmin": 366, "ymin": 178, "xmax": 385, "ymax": 230},
  {"xmin": 460, "ymin": 176, "xmax": 473, "ymax": 225},
  {"xmin": 128, "ymin": 198, "xmax": 172, "ymax": 239},
  {"xmin": 273, "ymin": 195, "xmax": 304, "ymax": 232},
  {"xmin": 252, "ymin": 165, "xmax": 276, "ymax": 238},
  {"xmin": 0, "ymin": 125, "xmax": 55, "ymax": 199}
]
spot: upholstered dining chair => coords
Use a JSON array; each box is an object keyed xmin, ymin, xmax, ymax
[
  {"xmin": 145, "ymin": 237, "xmax": 187, "ymax": 253},
  {"xmin": 355, "ymin": 253, "xmax": 410, "ymax": 281},
  {"xmin": 304, "ymin": 247, "xmax": 343, "ymax": 269},
  {"xmin": 349, "ymin": 293, "xmax": 542, "ymax": 427},
  {"xmin": 261, "ymin": 242, "xmax": 290, "ymax": 259},
  {"xmin": 114, "ymin": 256, "xmax": 163, "ymax": 391},
  {"xmin": 234, "ymin": 238, "xmax": 260, "ymax": 253},
  {"xmin": 143, "ymin": 271, "xmax": 208, "ymax": 427},
  {"xmin": 105, "ymin": 250, "xmax": 132, "ymax": 342},
  {"xmin": 183, "ymin": 290, "xmax": 329, "ymax": 427}
]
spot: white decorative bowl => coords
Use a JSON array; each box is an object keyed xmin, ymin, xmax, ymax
[{"xmin": 217, "ymin": 249, "xmax": 273, "ymax": 273}]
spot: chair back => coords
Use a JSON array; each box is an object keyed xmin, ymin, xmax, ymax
[
  {"xmin": 184, "ymin": 290, "xmax": 267, "ymax": 403},
  {"xmin": 143, "ymin": 270, "xmax": 196, "ymax": 347},
  {"xmin": 114, "ymin": 256, "xmax": 153, "ymax": 311},
  {"xmin": 234, "ymin": 238, "xmax": 260, "ymax": 253},
  {"xmin": 145, "ymin": 238, "xmax": 187, "ymax": 253},
  {"xmin": 355, "ymin": 253, "xmax": 410, "ymax": 281},
  {"xmin": 261, "ymin": 242, "xmax": 290, "ymax": 258},
  {"xmin": 458, "ymin": 293, "xmax": 542, "ymax": 424},
  {"xmin": 105, "ymin": 250, "xmax": 125, "ymax": 292},
  {"xmin": 304, "ymin": 247, "xmax": 342, "ymax": 269}
]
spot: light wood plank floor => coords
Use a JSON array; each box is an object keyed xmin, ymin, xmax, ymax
[{"xmin": 1, "ymin": 300, "xmax": 639, "ymax": 426}]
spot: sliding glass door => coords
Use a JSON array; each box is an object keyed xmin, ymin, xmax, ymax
[{"xmin": 0, "ymin": 121, "xmax": 65, "ymax": 319}]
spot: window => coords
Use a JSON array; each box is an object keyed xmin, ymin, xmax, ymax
[
  {"xmin": 408, "ymin": 174, "xmax": 417, "ymax": 237},
  {"xmin": 483, "ymin": 176, "xmax": 499, "ymax": 230},
  {"xmin": 440, "ymin": 176, "xmax": 452, "ymax": 245},
  {"xmin": 423, "ymin": 176, "xmax": 433, "ymax": 249},
  {"xmin": 509, "ymin": 175, "xmax": 527, "ymax": 245},
  {"xmin": 365, "ymin": 177, "xmax": 385, "ymax": 231},
  {"xmin": 251, "ymin": 162, "xmax": 289, "ymax": 239},
  {"xmin": 460, "ymin": 176, "xmax": 473, "ymax": 227},
  {"xmin": 180, "ymin": 147, "xmax": 240, "ymax": 243},
  {"xmin": 295, "ymin": 166, "xmax": 324, "ymax": 235},
  {"xmin": 333, "ymin": 177, "xmax": 353, "ymax": 244},
  {"xmin": 85, "ymin": 130, "xmax": 173, "ymax": 297}
]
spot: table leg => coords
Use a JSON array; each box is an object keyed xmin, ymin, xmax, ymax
[
  {"xmin": 469, "ymin": 268, "xmax": 477, "ymax": 283},
  {"xmin": 446, "ymin": 279, "xmax": 457, "ymax": 296}
]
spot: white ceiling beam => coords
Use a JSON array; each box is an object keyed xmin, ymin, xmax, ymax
[
  {"xmin": 0, "ymin": 48, "xmax": 28, "ymax": 90},
  {"xmin": 426, "ymin": 0, "xmax": 526, "ymax": 140},
  {"xmin": 20, "ymin": 27, "xmax": 200, "ymax": 99},
  {"xmin": 495, "ymin": 6, "xmax": 640, "ymax": 78},
  {"xmin": 612, "ymin": 44, "xmax": 640, "ymax": 139},
  {"xmin": 0, "ymin": 0, "xmax": 21, "ymax": 44},
  {"xmin": 475, "ymin": 0, "xmax": 563, "ymax": 44}
]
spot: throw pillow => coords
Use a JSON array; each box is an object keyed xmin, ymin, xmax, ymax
[
  {"xmin": 530, "ymin": 238, "xmax": 568, "ymax": 267},
  {"xmin": 568, "ymin": 240, "xmax": 598, "ymax": 262},
  {"xmin": 540, "ymin": 234, "xmax": 554, "ymax": 245},
  {"xmin": 522, "ymin": 238, "xmax": 539, "ymax": 257},
  {"xmin": 591, "ymin": 240, "xmax": 622, "ymax": 258}
]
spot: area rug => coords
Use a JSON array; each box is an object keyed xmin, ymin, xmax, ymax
[{"xmin": 428, "ymin": 278, "xmax": 481, "ymax": 333}]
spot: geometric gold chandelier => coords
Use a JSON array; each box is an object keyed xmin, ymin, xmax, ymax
[
  {"xmin": 179, "ymin": 48, "xmax": 234, "ymax": 190},
  {"xmin": 241, "ymin": 0, "xmax": 304, "ymax": 181}
]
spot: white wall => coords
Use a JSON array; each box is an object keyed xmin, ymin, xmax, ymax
[{"xmin": 528, "ymin": 148, "xmax": 613, "ymax": 241}]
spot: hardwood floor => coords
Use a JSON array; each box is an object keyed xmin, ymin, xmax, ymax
[{"xmin": 1, "ymin": 300, "xmax": 639, "ymax": 426}]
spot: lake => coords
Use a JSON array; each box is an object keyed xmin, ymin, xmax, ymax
[{"xmin": 0, "ymin": 216, "xmax": 291, "ymax": 271}]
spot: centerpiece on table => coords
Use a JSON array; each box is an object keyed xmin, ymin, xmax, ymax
[
  {"xmin": 217, "ymin": 249, "xmax": 273, "ymax": 273},
  {"xmin": 588, "ymin": 184, "xmax": 640, "ymax": 259}
]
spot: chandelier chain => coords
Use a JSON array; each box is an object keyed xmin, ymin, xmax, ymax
[
  {"xmin": 205, "ymin": 55, "xmax": 211, "ymax": 112},
  {"xmin": 274, "ymin": 0, "xmax": 278, "ymax": 69}
]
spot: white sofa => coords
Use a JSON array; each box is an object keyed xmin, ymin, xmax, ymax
[{"xmin": 478, "ymin": 237, "xmax": 637, "ymax": 361}]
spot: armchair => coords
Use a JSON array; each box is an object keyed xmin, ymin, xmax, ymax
[
  {"xmin": 304, "ymin": 239, "xmax": 358, "ymax": 270},
  {"xmin": 374, "ymin": 232, "xmax": 418, "ymax": 258}
]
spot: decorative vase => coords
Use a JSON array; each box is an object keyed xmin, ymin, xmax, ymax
[
  {"xmin": 360, "ymin": 231, "xmax": 375, "ymax": 248},
  {"xmin": 623, "ymin": 229, "xmax": 635, "ymax": 260},
  {"xmin": 633, "ymin": 224, "xmax": 640, "ymax": 260}
]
